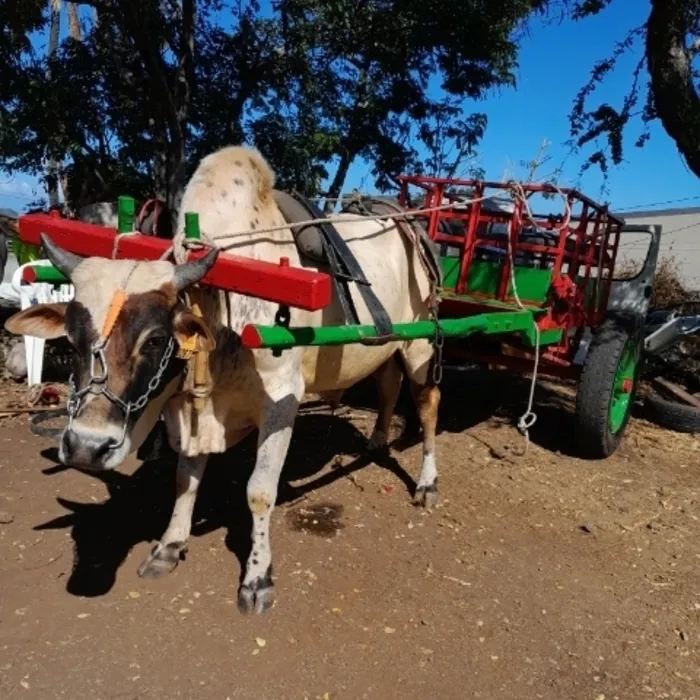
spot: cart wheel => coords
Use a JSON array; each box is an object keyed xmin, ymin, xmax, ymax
[
  {"xmin": 644, "ymin": 390, "xmax": 700, "ymax": 434},
  {"xmin": 574, "ymin": 320, "xmax": 642, "ymax": 458}
]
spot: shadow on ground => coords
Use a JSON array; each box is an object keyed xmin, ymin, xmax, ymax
[{"xmin": 33, "ymin": 367, "xmax": 582, "ymax": 599}]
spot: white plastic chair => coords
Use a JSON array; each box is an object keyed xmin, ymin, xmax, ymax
[{"xmin": 11, "ymin": 260, "xmax": 75, "ymax": 386}]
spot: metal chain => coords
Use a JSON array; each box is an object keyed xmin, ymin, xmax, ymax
[
  {"xmin": 66, "ymin": 336, "xmax": 176, "ymax": 449},
  {"xmin": 430, "ymin": 293, "xmax": 444, "ymax": 386}
]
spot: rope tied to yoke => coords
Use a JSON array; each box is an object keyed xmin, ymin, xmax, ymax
[
  {"xmin": 159, "ymin": 194, "xmax": 495, "ymax": 265},
  {"xmin": 159, "ymin": 182, "xmax": 572, "ymax": 453},
  {"xmin": 504, "ymin": 181, "xmax": 573, "ymax": 454}
]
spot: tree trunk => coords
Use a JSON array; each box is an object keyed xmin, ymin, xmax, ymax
[
  {"xmin": 67, "ymin": 2, "xmax": 81, "ymax": 41},
  {"xmin": 324, "ymin": 149, "xmax": 355, "ymax": 213},
  {"xmin": 646, "ymin": 0, "xmax": 700, "ymax": 179},
  {"xmin": 46, "ymin": 0, "xmax": 61, "ymax": 209}
]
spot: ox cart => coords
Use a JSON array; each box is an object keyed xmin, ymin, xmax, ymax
[{"xmin": 12, "ymin": 176, "xmax": 642, "ymax": 459}]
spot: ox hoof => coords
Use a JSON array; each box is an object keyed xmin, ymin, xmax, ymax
[
  {"xmin": 137, "ymin": 541, "xmax": 185, "ymax": 579},
  {"xmin": 367, "ymin": 431, "xmax": 390, "ymax": 458},
  {"xmin": 413, "ymin": 482, "xmax": 438, "ymax": 509},
  {"xmin": 238, "ymin": 568, "xmax": 275, "ymax": 615}
]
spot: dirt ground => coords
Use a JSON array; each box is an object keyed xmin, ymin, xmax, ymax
[{"xmin": 0, "ymin": 368, "xmax": 699, "ymax": 700}]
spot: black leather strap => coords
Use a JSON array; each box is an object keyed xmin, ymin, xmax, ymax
[{"xmin": 292, "ymin": 193, "xmax": 394, "ymax": 338}]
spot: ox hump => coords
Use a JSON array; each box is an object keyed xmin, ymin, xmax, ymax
[{"xmin": 176, "ymin": 146, "xmax": 278, "ymax": 246}]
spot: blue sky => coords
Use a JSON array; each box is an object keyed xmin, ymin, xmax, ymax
[{"xmin": 1, "ymin": 1, "xmax": 697, "ymax": 214}]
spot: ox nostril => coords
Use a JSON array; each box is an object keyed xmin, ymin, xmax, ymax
[
  {"xmin": 61, "ymin": 429, "xmax": 116, "ymax": 467},
  {"xmin": 93, "ymin": 438, "xmax": 114, "ymax": 461},
  {"xmin": 62, "ymin": 429, "xmax": 80, "ymax": 460}
]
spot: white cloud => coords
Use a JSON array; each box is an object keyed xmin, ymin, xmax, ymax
[{"xmin": 0, "ymin": 176, "xmax": 45, "ymax": 200}]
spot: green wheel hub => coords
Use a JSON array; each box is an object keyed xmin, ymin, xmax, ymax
[{"xmin": 608, "ymin": 338, "xmax": 638, "ymax": 433}]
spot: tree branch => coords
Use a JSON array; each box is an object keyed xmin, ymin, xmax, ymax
[
  {"xmin": 121, "ymin": 1, "xmax": 183, "ymax": 149},
  {"xmin": 177, "ymin": 0, "xmax": 195, "ymax": 123},
  {"xmin": 646, "ymin": 0, "xmax": 700, "ymax": 178}
]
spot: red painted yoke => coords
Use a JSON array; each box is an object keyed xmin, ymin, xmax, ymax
[{"xmin": 18, "ymin": 211, "xmax": 333, "ymax": 312}]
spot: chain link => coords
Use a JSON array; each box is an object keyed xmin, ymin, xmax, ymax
[
  {"xmin": 430, "ymin": 293, "xmax": 444, "ymax": 386},
  {"xmin": 66, "ymin": 336, "xmax": 176, "ymax": 449}
]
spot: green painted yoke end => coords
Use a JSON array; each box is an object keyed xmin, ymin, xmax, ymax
[
  {"xmin": 244, "ymin": 311, "xmax": 537, "ymax": 350},
  {"xmin": 117, "ymin": 195, "xmax": 136, "ymax": 234},
  {"xmin": 31, "ymin": 266, "xmax": 68, "ymax": 284},
  {"xmin": 184, "ymin": 212, "xmax": 200, "ymax": 239}
]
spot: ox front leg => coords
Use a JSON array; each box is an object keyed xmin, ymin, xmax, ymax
[
  {"xmin": 238, "ymin": 389, "xmax": 302, "ymax": 615},
  {"xmin": 138, "ymin": 454, "xmax": 207, "ymax": 579}
]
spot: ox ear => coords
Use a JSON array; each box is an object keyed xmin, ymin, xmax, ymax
[
  {"xmin": 172, "ymin": 308, "xmax": 216, "ymax": 353},
  {"xmin": 4, "ymin": 303, "xmax": 68, "ymax": 339}
]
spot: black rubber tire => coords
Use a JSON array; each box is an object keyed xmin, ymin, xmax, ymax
[
  {"xmin": 574, "ymin": 319, "xmax": 642, "ymax": 459},
  {"xmin": 644, "ymin": 390, "xmax": 700, "ymax": 433}
]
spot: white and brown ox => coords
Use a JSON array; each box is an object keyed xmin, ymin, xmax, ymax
[{"xmin": 5, "ymin": 145, "xmax": 441, "ymax": 614}]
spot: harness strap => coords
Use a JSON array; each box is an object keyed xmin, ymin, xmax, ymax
[
  {"xmin": 290, "ymin": 192, "xmax": 395, "ymax": 340},
  {"xmin": 187, "ymin": 287, "xmax": 211, "ymax": 415}
]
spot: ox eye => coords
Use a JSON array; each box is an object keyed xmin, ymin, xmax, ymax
[{"xmin": 141, "ymin": 335, "xmax": 167, "ymax": 354}]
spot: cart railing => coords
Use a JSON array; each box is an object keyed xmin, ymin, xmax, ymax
[{"xmin": 396, "ymin": 175, "xmax": 625, "ymax": 362}]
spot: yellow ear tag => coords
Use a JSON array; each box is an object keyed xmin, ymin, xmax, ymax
[{"xmin": 176, "ymin": 334, "xmax": 198, "ymax": 360}]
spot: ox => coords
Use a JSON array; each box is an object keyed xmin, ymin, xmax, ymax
[
  {"xmin": 4, "ymin": 145, "xmax": 441, "ymax": 614},
  {"xmin": 77, "ymin": 198, "xmax": 174, "ymax": 238}
]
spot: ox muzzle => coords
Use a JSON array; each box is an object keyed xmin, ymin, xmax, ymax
[{"xmin": 60, "ymin": 334, "xmax": 176, "ymax": 470}]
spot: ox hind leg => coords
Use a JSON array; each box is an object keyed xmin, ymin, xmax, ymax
[
  {"xmin": 238, "ymin": 377, "xmax": 304, "ymax": 615},
  {"xmin": 400, "ymin": 339, "xmax": 441, "ymax": 508},
  {"xmin": 138, "ymin": 454, "xmax": 208, "ymax": 579},
  {"xmin": 367, "ymin": 355, "xmax": 403, "ymax": 452}
]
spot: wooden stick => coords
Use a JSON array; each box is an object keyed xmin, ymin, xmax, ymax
[
  {"xmin": 651, "ymin": 377, "xmax": 700, "ymax": 408},
  {"xmin": 0, "ymin": 405, "xmax": 64, "ymax": 417}
]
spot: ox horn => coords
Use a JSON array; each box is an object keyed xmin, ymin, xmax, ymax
[
  {"xmin": 40, "ymin": 233, "xmax": 84, "ymax": 279},
  {"xmin": 173, "ymin": 247, "xmax": 220, "ymax": 291}
]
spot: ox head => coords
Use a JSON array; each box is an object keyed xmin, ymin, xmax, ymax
[{"xmin": 5, "ymin": 235, "xmax": 219, "ymax": 470}]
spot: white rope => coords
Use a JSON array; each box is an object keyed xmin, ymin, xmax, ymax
[
  {"xmin": 161, "ymin": 194, "xmax": 493, "ymax": 264},
  {"xmin": 503, "ymin": 223, "xmax": 540, "ymax": 455},
  {"xmin": 111, "ymin": 229, "xmax": 139, "ymax": 259},
  {"xmin": 504, "ymin": 182, "xmax": 571, "ymax": 454},
  {"xmin": 159, "ymin": 182, "xmax": 567, "ymax": 456},
  {"xmin": 507, "ymin": 180, "xmax": 573, "ymax": 234}
]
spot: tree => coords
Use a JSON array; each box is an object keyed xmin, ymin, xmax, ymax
[
  {"xmin": 0, "ymin": 0, "xmax": 554, "ymax": 222},
  {"xmin": 46, "ymin": 0, "xmax": 83, "ymax": 208},
  {"xmin": 568, "ymin": 0, "xmax": 700, "ymax": 182},
  {"xmin": 275, "ymin": 0, "xmax": 551, "ymax": 209}
]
